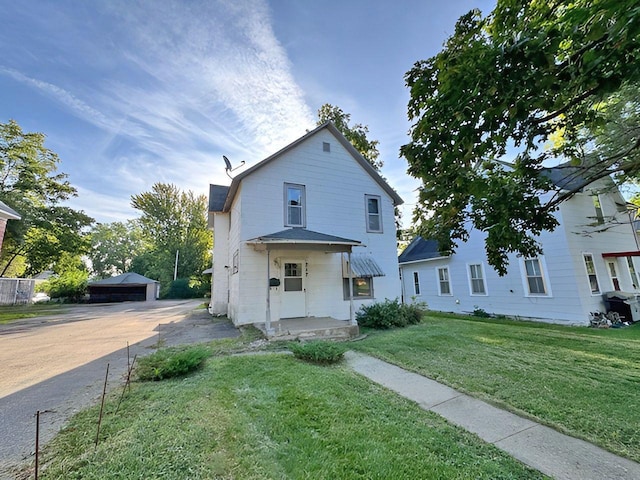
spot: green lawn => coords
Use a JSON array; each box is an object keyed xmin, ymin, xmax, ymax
[
  {"xmin": 351, "ymin": 312, "xmax": 640, "ymax": 462},
  {"xmin": 38, "ymin": 354, "xmax": 546, "ymax": 479},
  {"xmin": 0, "ymin": 303, "xmax": 66, "ymax": 324}
]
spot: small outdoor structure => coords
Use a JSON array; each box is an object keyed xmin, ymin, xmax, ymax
[{"xmin": 88, "ymin": 273, "xmax": 160, "ymax": 303}]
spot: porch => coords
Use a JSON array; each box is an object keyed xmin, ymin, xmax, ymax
[{"xmin": 254, "ymin": 316, "xmax": 359, "ymax": 341}]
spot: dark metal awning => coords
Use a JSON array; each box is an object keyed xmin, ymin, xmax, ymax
[
  {"xmin": 343, "ymin": 254, "xmax": 385, "ymax": 278},
  {"xmin": 246, "ymin": 228, "xmax": 362, "ymax": 252}
]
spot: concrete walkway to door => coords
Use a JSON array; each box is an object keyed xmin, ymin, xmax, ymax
[{"xmin": 345, "ymin": 351, "xmax": 640, "ymax": 480}]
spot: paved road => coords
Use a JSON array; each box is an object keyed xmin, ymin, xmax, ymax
[{"xmin": 0, "ymin": 300, "xmax": 238, "ymax": 478}]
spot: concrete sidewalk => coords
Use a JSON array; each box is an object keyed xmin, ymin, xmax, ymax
[{"xmin": 345, "ymin": 351, "xmax": 640, "ymax": 480}]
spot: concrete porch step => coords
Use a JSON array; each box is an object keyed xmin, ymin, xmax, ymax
[{"xmin": 254, "ymin": 317, "xmax": 359, "ymax": 341}]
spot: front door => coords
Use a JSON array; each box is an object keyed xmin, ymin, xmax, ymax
[{"xmin": 281, "ymin": 261, "xmax": 306, "ymax": 318}]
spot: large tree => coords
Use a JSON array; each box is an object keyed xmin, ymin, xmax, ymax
[
  {"xmin": 0, "ymin": 120, "xmax": 93, "ymax": 276},
  {"xmin": 130, "ymin": 183, "xmax": 211, "ymax": 290},
  {"xmin": 88, "ymin": 220, "xmax": 146, "ymax": 278},
  {"xmin": 401, "ymin": 1, "xmax": 640, "ymax": 274}
]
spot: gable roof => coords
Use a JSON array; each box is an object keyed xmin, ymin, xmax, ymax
[
  {"xmin": 0, "ymin": 200, "xmax": 20, "ymax": 220},
  {"xmin": 398, "ymin": 236, "xmax": 448, "ymax": 264},
  {"xmin": 210, "ymin": 122, "xmax": 403, "ymax": 213},
  {"xmin": 89, "ymin": 272, "xmax": 159, "ymax": 286}
]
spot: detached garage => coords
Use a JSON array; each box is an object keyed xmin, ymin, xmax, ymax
[{"xmin": 88, "ymin": 273, "xmax": 160, "ymax": 303}]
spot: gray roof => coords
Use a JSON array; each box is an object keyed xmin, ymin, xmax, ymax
[
  {"xmin": 89, "ymin": 272, "xmax": 159, "ymax": 286},
  {"xmin": 398, "ymin": 237, "xmax": 448, "ymax": 264},
  {"xmin": 209, "ymin": 184, "xmax": 230, "ymax": 212},
  {"xmin": 211, "ymin": 122, "xmax": 403, "ymax": 213},
  {"xmin": 541, "ymin": 164, "xmax": 591, "ymax": 191},
  {"xmin": 249, "ymin": 228, "xmax": 361, "ymax": 245},
  {"xmin": 0, "ymin": 200, "xmax": 20, "ymax": 220}
]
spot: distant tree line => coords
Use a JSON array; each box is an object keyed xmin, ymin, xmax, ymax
[{"xmin": 0, "ymin": 119, "xmax": 212, "ymax": 300}]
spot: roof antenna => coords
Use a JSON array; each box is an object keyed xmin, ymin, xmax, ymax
[{"xmin": 223, "ymin": 155, "xmax": 245, "ymax": 179}]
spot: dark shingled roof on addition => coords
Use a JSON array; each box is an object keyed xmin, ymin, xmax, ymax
[
  {"xmin": 398, "ymin": 237, "xmax": 447, "ymax": 264},
  {"xmin": 209, "ymin": 184, "xmax": 230, "ymax": 212},
  {"xmin": 251, "ymin": 228, "xmax": 361, "ymax": 245}
]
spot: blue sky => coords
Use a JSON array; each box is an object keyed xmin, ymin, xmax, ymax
[{"xmin": 0, "ymin": 0, "xmax": 495, "ymax": 225}]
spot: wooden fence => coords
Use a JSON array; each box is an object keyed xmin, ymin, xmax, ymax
[{"xmin": 0, "ymin": 278, "xmax": 35, "ymax": 305}]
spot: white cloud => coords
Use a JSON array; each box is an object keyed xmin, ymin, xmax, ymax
[{"xmin": 3, "ymin": 1, "xmax": 317, "ymax": 222}]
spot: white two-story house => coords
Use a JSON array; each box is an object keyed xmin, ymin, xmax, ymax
[
  {"xmin": 208, "ymin": 122, "xmax": 403, "ymax": 334},
  {"xmin": 399, "ymin": 165, "xmax": 640, "ymax": 325}
]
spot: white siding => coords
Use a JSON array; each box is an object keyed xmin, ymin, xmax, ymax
[
  {"xmin": 401, "ymin": 187, "xmax": 639, "ymax": 325},
  {"xmin": 219, "ymin": 128, "xmax": 401, "ymax": 325},
  {"xmin": 210, "ymin": 213, "xmax": 230, "ymax": 315}
]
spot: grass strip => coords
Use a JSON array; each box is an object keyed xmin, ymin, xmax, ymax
[
  {"xmin": 38, "ymin": 354, "xmax": 546, "ymax": 479},
  {"xmin": 352, "ymin": 313, "xmax": 640, "ymax": 462},
  {"xmin": 0, "ymin": 303, "xmax": 66, "ymax": 324}
]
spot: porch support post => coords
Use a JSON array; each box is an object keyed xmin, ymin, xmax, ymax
[
  {"xmin": 265, "ymin": 249, "xmax": 274, "ymax": 336},
  {"xmin": 348, "ymin": 250, "xmax": 356, "ymax": 325}
]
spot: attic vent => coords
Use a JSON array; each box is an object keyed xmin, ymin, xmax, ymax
[{"xmin": 323, "ymin": 142, "xmax": 331, "ymax": 152}]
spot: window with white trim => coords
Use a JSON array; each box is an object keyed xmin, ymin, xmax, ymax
[
  {"xmin": 284, "ymin": 183, "xmax": 305, "ymax": 227},
  {"xmin": 627, "ymin": 257, "xmax": 640, "ymax": 289},
  {"xmin": 413, "ymin": 271, "xmax": 421, "ymax": 295},
  {"xmin": 343, "ymin": 277, "xmax": 374, "ymax": 299},
  {"xmin": 607, "ymin": 260, "xmax": 621, "ymax": 291},
  {"xmin": 592, "ymin": 195, "xmax": 604, "ymax": 224},
  {"xmin": 437, "ymin": 267, "xmax": 451, "ymax": 295},
  {"xmin": 469, "ymin": 263, "xmax": 486, "ymax": 295},
  {"xmin": 523, "ymin": 258, "xmax": 547, "ymax": 295},
  {"xmin": 365, "ymin": 195, "xmax": 383, "ymax": 233},
  {"xmin": 583, "ymin": 254, "xmax": 600, "ymax": 294}
]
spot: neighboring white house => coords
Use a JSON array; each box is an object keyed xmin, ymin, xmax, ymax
[
  {"xmin": 208, "ymin": 122, "xmax": 403, "ymax": 331},
  {"xmin": 399, "ymin": 165, "xmax": 640, "ymax": 325}
]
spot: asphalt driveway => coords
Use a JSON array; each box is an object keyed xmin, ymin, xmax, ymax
[{"xmin": 0, "ymin": 299, "xmax": 238, "ymax": 478}]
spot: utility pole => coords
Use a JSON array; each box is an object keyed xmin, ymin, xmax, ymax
[{"xmin": 174, "ymin": 250, "xmax": 179, "ymax": 280}]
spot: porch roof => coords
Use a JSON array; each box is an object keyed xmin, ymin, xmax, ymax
[
  {"xmin": 246, "ymin": 228, "xmax": 362, "ymax": 252},
  {"xmin": 602, "ymin": 251, "xmax": 640, "ymax": 258}
]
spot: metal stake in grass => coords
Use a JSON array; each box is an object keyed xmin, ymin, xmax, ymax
[
  {"xmin": 95, "ymin": 363, "xmax": 109, "ymax": 449},
  {"xmin": 34, "ymin": 410, "xmax": 40, "ymax": 480},
  {"xmin": 115, "ymin": 354, "xmax": 137, "ymax": 415}
]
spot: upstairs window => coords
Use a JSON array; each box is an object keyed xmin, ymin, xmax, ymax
[
  {"xmin": 592, "ymin": 195, "xmax": 604, "ymax": 224},
  {"xmin": 366, "ymin": 195, "xmax": 382, "ymax": 233},
  {"xmin": 583, "ymin": 254, "xmax": 600, "ymax": 294},
  {"xmin": 284, "ymin": 183, "xmax": 305, "ymax": 227}
]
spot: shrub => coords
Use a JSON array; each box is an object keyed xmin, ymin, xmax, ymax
[
  {"xmin": 136, "ymin": 345, "xmax": 210, "ymax": 381},
  {"xmin": 46, "ymin": 270, "xmax": 88, "ymax": 302},
  {"xmin": 472, "ymin": 306, "xmax": 491, "ymax": 318},
  {"xmin": 289, "ymin": 341, "xmax": 346, "ymax": 365},
  {"xmin": 356, "ymin": 299, "xmax": 426, "ymax": 329},
  {"xmin": 402, "ymin": 302, "xmax": 426, "ymax": 325},
  {"xmin": 356, "ymin": 299, "xmax": 404, "ymax": 329},
  {"xmin": 164, "ymin": 278, "xmax": 211, "ymax": 299}
]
